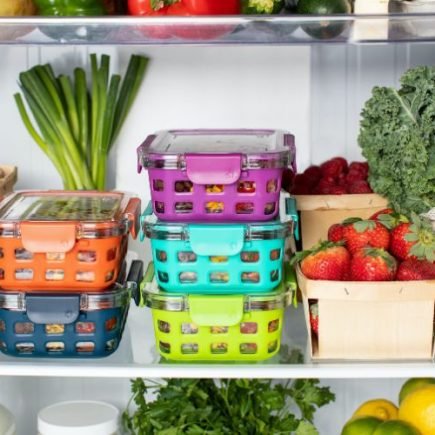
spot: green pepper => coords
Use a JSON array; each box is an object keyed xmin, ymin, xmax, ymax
[{"xmin": 35, "ymin": 0, "xmax": 106, "ymax": 16}]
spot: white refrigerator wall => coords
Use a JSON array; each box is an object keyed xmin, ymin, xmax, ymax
[{"xmin": 0, "ymin": 43, "xmax": 433, "ymax": 434}]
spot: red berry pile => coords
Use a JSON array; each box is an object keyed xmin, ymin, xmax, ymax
[
  {"xmin": 294, "ymin": 209, "xmax": 435, "ymax": 282},
  {"xmin": 286, "ymin": 157, "xmax": 372, "ymax": 195}
]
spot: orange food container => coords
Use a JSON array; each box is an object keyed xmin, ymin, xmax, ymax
[{"xmin": 0, "ymin": 191, "xmax": 140, "ymax": 292}]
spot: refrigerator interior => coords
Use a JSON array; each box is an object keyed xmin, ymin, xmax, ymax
[{"xmin": 0, "ymin": 42, "xmax": 433, "ymax": 433}]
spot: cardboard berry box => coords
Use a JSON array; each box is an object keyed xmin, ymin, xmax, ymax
[
  {"xmin": 294, "ymin": 193, "xmax": 388, "ymax": 250},
  {"xmin": 296, "ymin": 265, "xmax": 435, "ymax": 360},
  {"xmin": 0, "ymin": 165, "xmax": 17, "ymax": 198}
]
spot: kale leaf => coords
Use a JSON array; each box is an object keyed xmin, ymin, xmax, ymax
[{"xmin": 358, "ymin": 65, "xmax": 435, "ymax": 215}]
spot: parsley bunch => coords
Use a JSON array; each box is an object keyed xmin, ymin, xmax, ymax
[{"xmin": 122, "ymin": 378, "xmax": 334, "ymax": 434}]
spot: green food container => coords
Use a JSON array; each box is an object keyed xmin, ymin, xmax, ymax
[{"xmin": 141, "ymin": 262, "xmax": 296, "ymax": 362}]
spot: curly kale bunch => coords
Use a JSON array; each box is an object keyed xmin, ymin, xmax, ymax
[{"xmin": 359, "ymin": 65, "xmax": 435, "ymax": 216}]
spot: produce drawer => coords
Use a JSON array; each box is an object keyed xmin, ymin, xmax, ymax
[
  {"xmin": 141, "ymin": 262, "xmax": 296, "ymax": 362},
  {"xmin": 137, "ymin": 129, "xmax": 296, "ymax": 222},
  {"xmin": 0, "ymin": 190, "xmax": 140, "ymax": 291},
  {"xmin": 0, "ymin": 260, "xmax": 143, "ymax": 358},
  {"xmin": 296, "ymin": 266, "xmax": 435, "ymax": 360},
  {"xmin": 141, "ymin": 196, "xmax": 297, "ymax": 294}
]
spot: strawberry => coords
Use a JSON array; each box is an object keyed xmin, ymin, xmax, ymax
[
  {"xmin": 327, "ymin": 217, "xmax": 362, "ymax": 243},
  {"xmin": 303, "ymin": 165, "xmax": 322, "ymax": 186},
  {"xmin": 396, "ymin": 259, "xmax": 435, "ymax": 281},
  {"xmin": 350, "ymin": 248, "xmax": 397, "ymax": 281},
  {"xmin": 369, "ymin": 209, "xmax": 409, "ymax": 230},
  {"xmin": 342, "ymin": 220, "xmax": 390, "ymax": 254},
  {"xmin": 328, "ymin": 223, "xmax": 345, "ymax": 242},
  {"xmin": 329, "ymin": 185, "xmax": 347, "ymax": 195},
  {"xmin": 291, "ymin": 184, "xmax": 311, "ymax": 195},
  {"xmin": 369, "ymin": 208, "xmax": 394, "ymax": 221},
  {"xmin": 281, "ymin": 168, "xmax": 295, "ymax": 192},
  {"xmin": 390, "ymin": 214, "xmax": 435, "ymax": 262},
  {"xmin": 347, "ymin": 180, "xmax": 372, "ymax": 194},
  {"xmin": 291, "ymin": 173, "xmax": 311, "ymax": 195},
  {"xmin": 313, "ymin": 176, "xmax": 336, "ymax": 194},
  {"xmin": 292, "ymin": 241, "xmax": 351, "ymax": 281},
  {"xmin": 349, "ymin": 161, "xmax": 369, "ymax": 178},
  {"xmin": 346, "ymin": 169, "xmax": 366, "ymax": 185},
  {"xmin": 320, "ymin": 157, "xmax": 348, "ymax": 180},
  {"xmin": 309, "ymin": 303, "xmax": 319, "ymax": 335}
]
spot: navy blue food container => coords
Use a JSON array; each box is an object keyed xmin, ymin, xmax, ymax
[{"xmin": 0, "ymin": 260, "xmax": 143, "ymax": 358}]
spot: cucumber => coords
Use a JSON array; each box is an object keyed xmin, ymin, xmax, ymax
[{"xmin": 297, "ymin": 0, "xmax": 352, "ymax": 39}]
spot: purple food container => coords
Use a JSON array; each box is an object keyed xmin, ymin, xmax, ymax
[{"xmin": 137, "ymin": 129, "xmax": 296, "ymax": 222}]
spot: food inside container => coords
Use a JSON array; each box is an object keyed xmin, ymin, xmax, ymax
[
  {"xmin": 137, "ymin": 129, "xmax": 296, "ymax": 222},
  {"xmin": 0, "ymin": 190, "xmax": 140, "ymax": 291},
  {"xmin": 142, "ymin": 196, "xmax": 297, "ymax": 294},
  {"xmin": 141, "ymin": 262, "xmax": 295, "ymax": 362},
  {"xmin": 0, "ymin": 260, "xmax": 143, "ymax": 358}
]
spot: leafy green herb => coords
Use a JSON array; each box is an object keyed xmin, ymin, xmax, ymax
[
  {"xmin": 15, "ymin": 53, "xmax": 149, "ymax": 191},
  {"xmin": 123, "ymin": 378, "xmax": 334, "ymax": 434},
  {"xmin": 358, "ymin": 65, "xmax": 435, "ymax": 216}
]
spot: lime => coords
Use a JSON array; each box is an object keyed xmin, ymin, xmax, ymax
[
  {"xmin": 341, "ymin": 416, "xmax": 383, "ymax": 435},
  {"xmin": 372, "ymin": 420, "xmax": 421, "ymax": 435}
]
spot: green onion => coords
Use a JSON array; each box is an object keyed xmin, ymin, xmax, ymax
[{"xmin": 14, "ymin": 53, "xmax": 149, "ymax": 191}]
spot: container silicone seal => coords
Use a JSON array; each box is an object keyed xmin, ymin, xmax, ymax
[
  {"xmin": 0, "ymin": 190, "xmax": 140, "ymax": 291},
  {"xmin": 137, "ymin": 129, "xmax": 296, "ymax": 222}
]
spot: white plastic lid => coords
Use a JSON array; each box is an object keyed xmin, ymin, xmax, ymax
[
  {"xmin": 38, "ymin": 401, "xmax": 119, "ymax": 435},
  {"xmin": 0, "ymin": 404, "xmax": 15, "ymax": 435}
]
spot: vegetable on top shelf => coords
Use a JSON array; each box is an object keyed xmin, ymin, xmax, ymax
[{"xmin": 14, "ymin": 53, "xmax": 149, "ymax": 191}]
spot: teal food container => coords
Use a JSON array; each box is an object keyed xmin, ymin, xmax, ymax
[{"xmin": 140, "ymin": 196, "xmax": 297, "ymax": 294}]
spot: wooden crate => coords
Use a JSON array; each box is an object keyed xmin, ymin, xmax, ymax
[
  {"xmin": 0, "ymin": 166, "xmax": 17, "ymax": 197},
  {"xmin": 297, "ymin": 266, "xmax": 435, "ymax": 360},
  {"xmin": 294, "ymin": 193, "xmax": 389, "ymax": 249}
]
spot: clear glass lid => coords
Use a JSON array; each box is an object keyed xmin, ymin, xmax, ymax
[
  {"xmin": 0, "ymin": 191, "xmax": 124, "ymax": 222},
  {"xmin": 138, "ymin": 129, "xmax": 295, "ymax": 170}
]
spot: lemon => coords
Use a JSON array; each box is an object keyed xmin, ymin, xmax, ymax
[
  {"xmin": 353, "ymin": 399, "xmax": 399, "ymax": 421},
  {"xmin": 399, "ymin": 384, "xmax": 435, "ymax": 434},
  {"xmin": 372, "ymin": 420, "xmax": 421, "ymax": 435},
  {"xmin": 399, "ymin": 378, "xmax": 435, "ymax": 405},
  {"xmin": 341, "ymin": 416, "xmax": 383, "ymax": 435}
]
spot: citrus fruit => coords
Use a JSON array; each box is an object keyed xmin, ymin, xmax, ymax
[
  {"xmin": 372, "ymin": 420, "xmax": 421, "ymax": 435},
  {"xmin": 399, "ymin": 384, "xmax": 435, "ymax": 434},
  {"xmin": 399, "ymin": 378, "xmax": 435, "ymax": 404},
  {"xmin": 341, "ymin": 416, "xmax": 383, "ymax": 435},
  {"xmin": 353, "ymin": 399, "xmax": 398, "ymax": 421}
]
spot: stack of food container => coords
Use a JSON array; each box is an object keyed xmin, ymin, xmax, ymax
[
  {"xmin": 137, "ymin": 129, "xmax": 298, "ymax": 361},
  {"xmin": 0, "ymin": 190, "xmax": 142, "ymax": 358}
]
